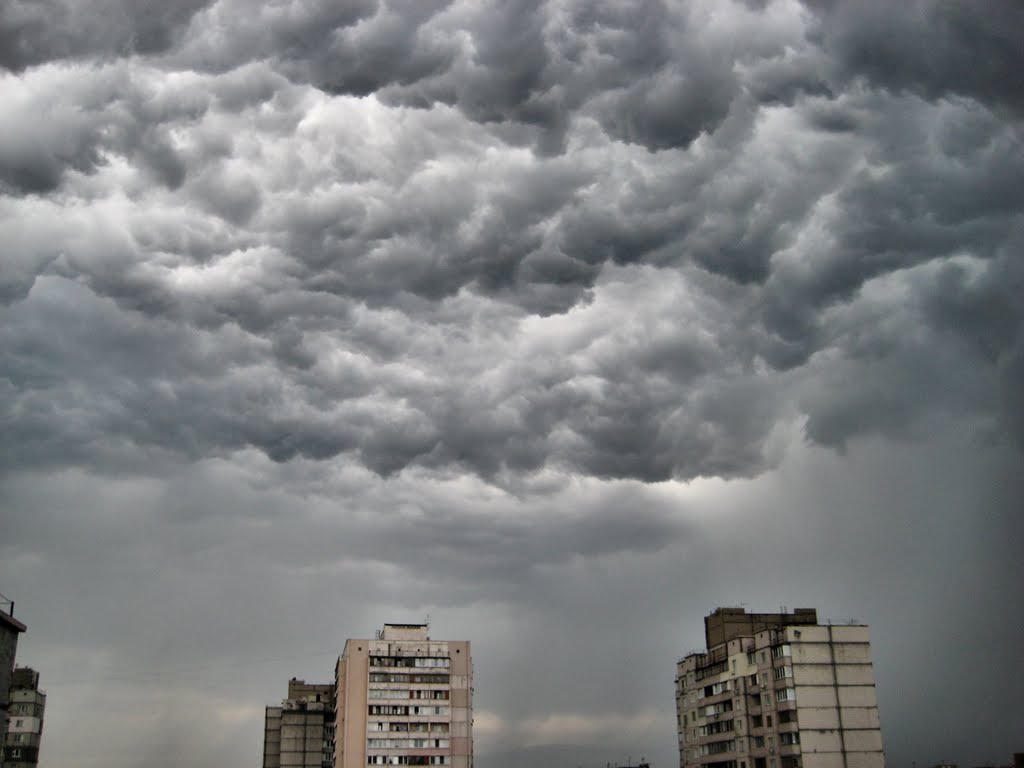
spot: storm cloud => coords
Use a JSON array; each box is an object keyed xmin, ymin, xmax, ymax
[{"xmin": 1, "ymin": 2, "xmax": 1021, "ymax": 768}]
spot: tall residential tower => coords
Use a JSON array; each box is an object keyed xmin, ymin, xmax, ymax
[
  {"xmin": 335, "ymin": 623, "xmax": 472, "ymax": 768},
  {"xmin": 676, "ymin": 608, "xmax": 884, "ymax": 768}
]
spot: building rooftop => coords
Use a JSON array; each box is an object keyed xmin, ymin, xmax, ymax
[
  {"xmin": 0, "ymin": 606, "xmax": 27, "ymax": 634},
  {"xmin": 380, "ymin": 622, "xmax": 430, "ymax": 641},
  {"xmin": 704, "ymin": 606, "xmax": 819, "ymax": 648},
  {"xmin": 11, "ymin": 667, "xmax": 41, "ymax": 690}
]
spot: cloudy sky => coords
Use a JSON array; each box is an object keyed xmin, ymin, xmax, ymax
[{"xmin": 1, "ymin": 0, "xmax": 1022, "ymax": 766}]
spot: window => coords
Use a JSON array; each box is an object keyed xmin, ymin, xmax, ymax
[
  {"xmin": 766, "ymin": 715, "xmax": 772, "ymax": 727},
  {"xmin": 775, "ymin": 688, "xmax": 796, "ymax": 702},
  {"xmin": 773, "ymin": 666, "xmax": 792, "ymax": 681},
  {"xmin": 368, "ymin": 689, "xmax": 408, "ymax": 699},
  {"xmin": 771, "ymin": 644, "xmax": 791, "ymax": 659},
  {"xmin": 778, "ymin": 710, "xmax": 796, "ymax": 724},
  {"xmin": 751, "ymin": 715, "xmax": 762, "ymax": 728},
  {"xmin": 698, "ymin": 700, "xmax": 734, "ymax": 717},
  {"xmin": 747, "ymin": 652, "xmax": 755, "ymax": 665},
  {"xmin": 699, "ymin": 740, "xmax": 736, "ymax": 756},
  {"xmin": 704, "ymin": 681, "xmax": 731, "ymax": 697},
  {"xmin": 753, "ymin": 737, "xmax": 764, "ymax": 748},
  {"xmin": 780, "ymin": 732, "xmax": 800, "ymax": 746},
  {"xmin": 699, "ymin": 720, "xmax": 735, "ymax": 736}
]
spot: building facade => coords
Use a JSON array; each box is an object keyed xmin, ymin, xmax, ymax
[
  {"xmin": 676, "ymin": 608, "xmax": 884, "ymax": 768},
  {"xmin": 2, "ymin": 668, "xmax": 45, "ymax": 768},
  {"xmin": 0, "ymin": 599, "xmax": 27, "ymax": 768},
  {"xmin": 335, "ymin": 623, "xmax": 472, "ymax": 768},
  {"xmin": 263, "ymin": 679, "xmax": 336, "ymax": 768}
]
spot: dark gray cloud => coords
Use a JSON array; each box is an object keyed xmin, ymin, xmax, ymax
[
  {"xmin": 308, "ymin": 0, "xmax": 792, "ymax": 154},
  {"xmin": 0, "ymin": 0, "xmax": 214, "ymax": 71},
  {"xmin": 1, "ymin": 2, "xmax": 1022, "ymax": 768},
  {"xmin": 804, "ymin": 0, "xmax": 1024, "ymax": 115},
  {"xmin": 0, "ymin": 3, "xmax": 1020, "ymax": 482}
]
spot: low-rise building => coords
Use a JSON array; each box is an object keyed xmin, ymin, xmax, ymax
[{"xmin": 263, "ymin": 678, "xmax": 336, "ymax": 768}]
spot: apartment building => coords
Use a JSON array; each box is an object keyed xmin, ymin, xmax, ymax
[
  {"xmin": 335, "ymin": 623, "xmax": 472, "ymax": 768},
  {"xmin": 2, "ymin": 668, "xmax": 45, "ymax": 768},
  {"xmin": 676, "ymin": 608, "xmax": 884, "ymax": 768},
  {"xmin": 263, "ymin": 678, "xmax": 336, "ymax": 768},
  {"xmin": 0, "ymin": 598, "xmax": 27, "ymax": 768}
]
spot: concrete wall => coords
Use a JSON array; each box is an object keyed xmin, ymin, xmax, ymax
[
  {"xmin": 5, "ymin": 719, "xmax": 41, "ymax": 736},
  {"xmin": 836, "ymin": 686, "xmax": 878, "ymax": 708},
  {"xmin": 380, "ymin": 625, "xmax": 430, "ymax": 642},
  {"xmin": 264, "ymin": 707, "xmax": 283, "ymax": 768},
  {"xmin": 794, "ymin": 665, "xmax": 842, "ymax": 685},
  {"xmin": 337, "ymin": 640, "xmax": 369, "ymax": 768},
  {"xmin": 705, "ymin": 608, "xmax": 818, "ymax": 648}
]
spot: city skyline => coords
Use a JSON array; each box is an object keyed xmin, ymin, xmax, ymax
[{"xmin": 1, "ymin": 1, "xmax": 1022, "ymax": 767}]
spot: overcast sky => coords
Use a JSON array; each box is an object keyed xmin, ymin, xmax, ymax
[{"xmin": 1, "ymin": 1, "xmax": 1022, "ymax": 767}]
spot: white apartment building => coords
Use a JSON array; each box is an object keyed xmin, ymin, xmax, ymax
[
  {"xmin": 334, "ymin": 624, "xmax": 472, "ymax": 768},
  {"xmin": 676, "ymin": 608, "xmax": 884, "ymax": 768}
]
